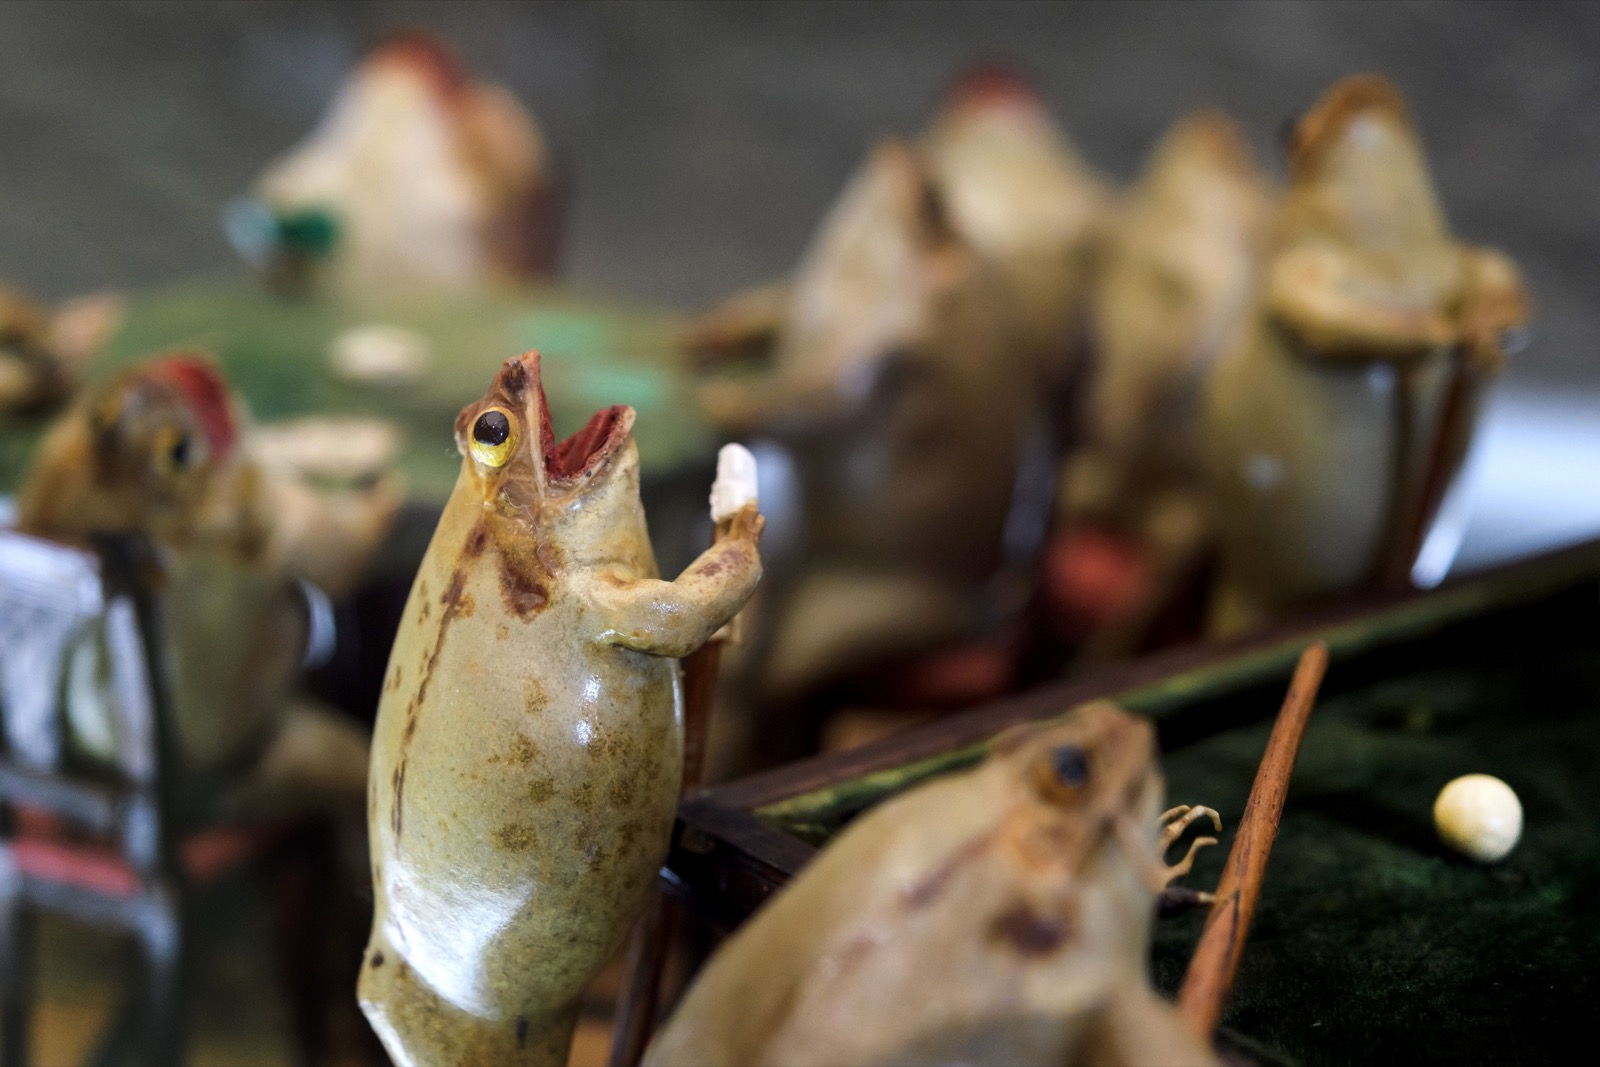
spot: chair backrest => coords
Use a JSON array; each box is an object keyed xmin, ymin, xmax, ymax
[{"xmin": 0, "ymin": 527, "xmax": 174, "ymax": 810}]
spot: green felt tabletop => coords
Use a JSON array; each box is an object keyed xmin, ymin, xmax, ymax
[
  {"xmin": 0, "ymin": 281, "xmax": 715, "ymax": 502},
  {"xmin": 754, "ymin": 565, "xmax": 1599, "ymax": 1063},
  {"xmin": 1147, "ymin": 594, "xmax": 1599, "ymax": 1064}
]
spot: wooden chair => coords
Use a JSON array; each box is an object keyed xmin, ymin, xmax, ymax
[{"xmin": 0, "ymin": 528, "xmax": 338, "ymax": 1066}]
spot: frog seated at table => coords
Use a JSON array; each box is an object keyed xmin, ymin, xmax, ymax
[{"xmin": 646, "ymin": 701, "xmax": 1221, "ymax": 1067}]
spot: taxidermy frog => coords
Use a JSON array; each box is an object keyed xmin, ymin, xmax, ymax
[
  {"xmin": 691, "ymin": 65, "xmax": 1109, "ymax": 392},
  {"xmin": 0, "ymin": 286, "xmax": 122, "ymax": 415},
  {"xmin": 14, "ymin": 353, "xmax": 390, "ymax": 807},
  {"xmin": 645, "ymin": 701, "xmax": 1221, "ymax": 1067},
  {"xmin": 921, "ymin": 65, "xmax": 1114, "ymax": 385},
  {"xmin": 359, "ymin": 351, "xmax": 763, "ymax": 1067},
  {"xmin": 1200, "ymin": 75, "xmax": 1528, "ymax": 635},
  {"xmin": 231, "ymin": 30, "xmax": 558, "ymax": 297},
  {"xmin": 693, "ymin": 139, "xmax": 1041, "ymax": 772},
  {"xmin": 1076, "ymin": 109, "xmax": 1272, "ymax": 536}
]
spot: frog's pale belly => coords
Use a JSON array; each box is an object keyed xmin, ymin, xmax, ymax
[
  {"xmin": 363, "ymin": 527, "xmax": 682, "ymax": 1043},
  {"xmin": 1203, "ymin": 327, "xmax": 1454, "ymax": 630}
]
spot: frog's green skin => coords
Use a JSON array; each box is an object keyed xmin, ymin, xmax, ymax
[
  {"xmin": 1200, "ymin": 76, "xmax": 1528, "ymax": 635},
  {"xmin": 645, "ymin": 702, "xmax": 1219, "ymax": 1067},
  {"xmin": 358, "ymin": 351, "xmax": 763, "ymax": 1067}
]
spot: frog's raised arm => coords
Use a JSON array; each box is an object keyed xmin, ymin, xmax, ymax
[
  {"xmin": 585, "ymin": 503, "xmax": 764, "ymax": 657},
  {"xmin": 1265, "ymin": 243, "xmax": 1458, "ymax": 361}
]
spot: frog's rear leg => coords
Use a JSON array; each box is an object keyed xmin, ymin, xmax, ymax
[
  {"xmin": 358, "ymin": 932, "xmax": 578, "ymax": 1067},
  {"xmin": 1157, "ymin": 804, "xmax": 1222, "ymax": 891}
]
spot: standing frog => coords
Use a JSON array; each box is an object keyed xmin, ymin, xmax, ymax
[
  {"xmin": 1200, "ymin": 76, "xmax": 1528, "ymax": 635},
  {"xmin": 644, "ymin": 701, "xmax": 1221, "ymax": 1067},
  {"xmin": 359, "ymin": 351, "xmax": 763, "ymax": 1066}
]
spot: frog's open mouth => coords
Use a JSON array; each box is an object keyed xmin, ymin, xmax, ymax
[{"xmin": 543, "ymin": 402, "xmax": 631, "ymax": 482}]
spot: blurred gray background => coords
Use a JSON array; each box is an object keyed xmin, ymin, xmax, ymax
[{"xmin": 0, "ymin": 0, "xmax": 1595, "ymax": 387}]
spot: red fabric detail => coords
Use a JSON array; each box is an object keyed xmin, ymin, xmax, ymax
[
  {"xmin": 943, "ymin": 63, "xmax": 1042, "ymax": 113},
  {"xmin": 1046, "ymin": 526, "xmax": 1152, "ymax": 629},
  {"xmin": 8, "ymin": 819, "xmax": 270, "ymax": 898},
  {"xmin": 149, "ymin": 355, "xmax": 237, "ymax": 461},
  {"xmin": 369, "ymin": 29, "xmax": 470, "ymax": 103},
  {"xmin": 11, "ymin": 837, "xmax": 140, "ymax": 898},
  {"xmin": 882, "ymin": 636, "xmax": 1019, "ymax": 706}
]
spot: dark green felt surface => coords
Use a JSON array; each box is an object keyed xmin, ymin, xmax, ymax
[
  {"xmin": 0, "ymin": 281, "xmax": 713, "ymax": 502},
  {"xmin": 1149, "ymin": 593, "xmax": 1600, "ymax": 1065},
  {"xmin": 757, "ymin": 570, "xmax": 1600, "ymax": 1064}
]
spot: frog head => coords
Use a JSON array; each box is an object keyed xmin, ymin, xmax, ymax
[
  {"xmin": 450, "ymin": 350, "xmax": 648, "ymax": 572},
  {"xmin": 777, "ymin": 138, "xmax": 972, "ymax": 386},
  {"xmin": 19, "ymin": 353, "xmax": 243, "ymax": 547},
  {"xmin": 909, "ymin": 703, "xmax": 1166, "ymax": 973},
  {"xmin": 990, "ymin": 702, "xmax": 1164, "ymax": 888},
  {"xmin": 1284, "ymin": 74, "xmax": 1448, "ymax": 251}
]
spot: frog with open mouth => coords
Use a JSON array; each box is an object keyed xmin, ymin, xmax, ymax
[
  {"xmin": 359, "ymin": 350, "xmax": 763, "ymax": 1066},
  {"xmin": 644, "ymin": 701, "xmax": 1221, "ymax": 1067}
]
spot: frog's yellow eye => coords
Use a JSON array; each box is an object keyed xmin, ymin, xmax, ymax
[
  {"xmin": 470, "ymin": 408, "xmax": 517, "ymax": 467},
  {"xmin": 1032, "ymin": 744, "xmax": 1090, "ymax": 803}
]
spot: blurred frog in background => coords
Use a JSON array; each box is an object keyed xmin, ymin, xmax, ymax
[
  {"xmin": 684, "ymin": 67, "xmax": 1106, "ymax": 775},
  {"xmin": 1076, "ymin": 109, "xmax": 1273, "ymax": 535},
  {"xmin": 693, "ymin": 137, "xmax": 1043, "ymax": 771},
  {"xmin": 1201, "ymin": 75, "xmax": 1528, "ymax": 636},
  {"xmin": 14, "ymin": 353, "xmax": 396, "ymax": 817},
  {"xmin": 921, "ymin": 65, "xmax": 1114, "ymax": 387},
  {"xmin": 1058, "ymin": 111, "xmax": 1273, "ymax": 661},
  {"xmin": 645, "ymin": 702, "xmax": 1221, "ymax": 1067},
  {"xmin": 0, "ymin": 286, "xmax": 123, "ymax": 416},
  {"xmin": 228, "ymin": 30, "xmax": 559, "ymax": 298}
]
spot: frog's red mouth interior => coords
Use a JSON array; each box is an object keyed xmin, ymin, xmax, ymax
[{"xmin": 542, "ymin": 402, "xmax": 630, "ymax": 482}]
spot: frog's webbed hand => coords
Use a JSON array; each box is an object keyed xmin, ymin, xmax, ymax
[
  {"xmin": 1267, "ymin": 244, "xmax": 1458, "ymax": 361},
  {"xmin": 586, "ymin": 504, "xmax": 764, "ymax": 658},
  {"xmin": 1157, "ymin": 804, "xmax": 1222, "ymax": 892}
]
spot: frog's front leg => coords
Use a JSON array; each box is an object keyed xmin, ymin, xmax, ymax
[
  {"xmin": 586, "ymin": 503, "xmax": 765, "ymax": 657},
  {"xmin": 1157, "ymin": 804, "xmax": 1222, "ymax": 889}
]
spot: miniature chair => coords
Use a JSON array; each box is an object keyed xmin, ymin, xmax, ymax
[{"xmin": 0, "ymin": 528, "xmax": 336, "ymax": 1066}]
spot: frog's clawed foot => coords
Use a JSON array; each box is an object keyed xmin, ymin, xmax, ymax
[{"xmin": 1157, "ymin": 804, "xmax": 1222, "ymax": 891}]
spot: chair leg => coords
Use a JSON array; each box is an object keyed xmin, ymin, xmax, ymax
[
  {"xmin": 138, "ymin": 888, "xmax": 187, "ymax": 1067},
  {"xmin": 270, "ymin": 828, "xmax": 328, "ymax": 1067},
  {"xmin": 0, "ymin": 864, "xmax": 33, "ymax": 1067}
]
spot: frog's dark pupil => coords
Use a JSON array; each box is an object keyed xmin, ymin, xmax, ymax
[
  {"xmin": 474, "ymin": 410, "xmax": 511, "ymax": 446},
  {"xmin": 170, "ymin": 434, "xmax": 191, "ymax": 469},
  {"xmin": 1050, "ymin": 745, "xmax": 1089, "ymax": 787}
]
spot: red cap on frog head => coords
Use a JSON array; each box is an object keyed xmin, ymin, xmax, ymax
[
  {"xmin": 940, "ymin": 63, "xmax": 1043, "ymax": 115},
  {"xmin": 148, "ymin": 354, "xmax": 238, "ymax": 461},
  {"xmin": 367, "ymin": 28, "xmax": 470, "ymax": 104}
]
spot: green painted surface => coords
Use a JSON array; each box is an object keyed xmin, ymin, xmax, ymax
[{"xmin": 0, "ymin": 282, "xmax": 713, "ymax": 502}]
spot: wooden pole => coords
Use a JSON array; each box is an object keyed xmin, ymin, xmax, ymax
[{"xmin": 1177, "ymin": 642, "xmax": 1329, "ymax": 1040}]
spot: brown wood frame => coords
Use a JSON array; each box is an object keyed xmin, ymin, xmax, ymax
[{"xmin": 661, "ymin": 536, "xmax": 1600, "ymax": 931}]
